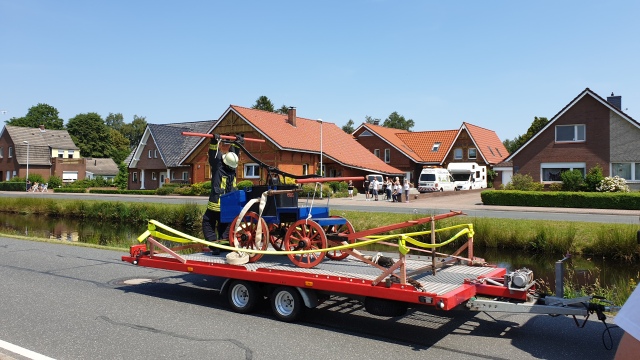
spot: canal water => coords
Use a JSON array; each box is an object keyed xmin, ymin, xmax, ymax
[{"xmin": 1, "ymin": 212, "xmax": 637, "ymax": 290}]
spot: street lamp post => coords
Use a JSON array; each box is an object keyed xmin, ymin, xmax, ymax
[{"xmin": 23, "ymin": 141, "xmax": 29, "ymax": 191}]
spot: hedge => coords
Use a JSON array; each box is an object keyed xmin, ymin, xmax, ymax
[
  {"xmin": 481, "ymin": 190, "xmax": 640, "ymax": 210},
  {"xmin": 89, "ymin": 189, "xmax": 158, "ymax": 195},
  {"xmin": 53, "ymin": 188, "xmax": 87, "ymax": 193},
  {"xmin": 0, "ymin": 182, "xmax": 29, "ymax": 191}
]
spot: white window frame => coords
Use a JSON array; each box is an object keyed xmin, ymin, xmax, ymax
[
  {"xmin": 244, "ymin": 163, "xmax": 260, "ymax": 179},
  {"xmin": 432, "ymin": 142, "xmax": 441, "ymax": 152},
  {"xmin": 555, "ymin": 124, "xmax": 585, "ymax": 143},
  {"xmin": 154, "ymin": 150, "xmax": 158, "ymax": 158},
  {"xmin": 132, "ymin": 172, "xmax": 138, "ymax": 183},
  {"xmin": 374, "ymin": 149, "xmax": 380, "ymax": 158},
  {"xmin": 540, "ymin": 162, "xmax": 586, "ymax": 182},
  {"xmin": 9, "ymin": 146, "xmax": 13, "ymax": 158},
  {"xmin": 302, "ymin": 163, "xmax": 309, "ymax": 176},
  {"xmin": 152, "ymin": 172, "xmax": 157, "ymax": 180},
  {"xmin": 454, "ymin": 148, "xmax": 463, "ymax": 160},
  {"xmin": 468, "ymin": 148, "xmax": 477, "ymax": 159},
  {"xmin": 384, "ymin": 149, "xmax": 390, "ymax": 163},
  {"xmin": 611, "ymin": 162, "xmax": 640, "ymax": 182},
  {"xmin": 148, "ymin": 150, "xmax": 152, "ymax": 158},
  {"xmin": 0, "ymin": 147, "xmax": 3, "ymax": 158},
  {"xmin": 182, "ymin": 171, "xmax": 188, "ymax": 181}
]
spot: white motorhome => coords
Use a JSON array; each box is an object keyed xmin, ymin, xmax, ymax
[
  {"xmin": 447, "ymin": 162, "xmax": 487, "ymax": 191},
  {"xmin": 417, "ymin": 167, "xmax": 456, "ymax": 193}
]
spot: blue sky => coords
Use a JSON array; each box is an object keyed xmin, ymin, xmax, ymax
[{"xmin": 1, "ymin": 1, "xmax": 638, "ymax": 142}]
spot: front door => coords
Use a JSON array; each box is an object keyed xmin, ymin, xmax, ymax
[{"xmin": 159, "ymin": 174, "xmax": 165, "ymax": 187}]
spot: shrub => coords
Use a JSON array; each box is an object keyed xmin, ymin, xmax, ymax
[
  {"xmin": 236, "ymin": 180, "xmax": 254, "ymax": 190},
  {"xmin": 27, "ymin": 174, "xmax": 46, "ymax": 184},
  {"xmin": 597, "ymin": 176, "xmax": 630, "ymax": 192},
  {"xmin": 504, "ymin": 173, "xmax": 544, "ymax": 191},
  {"xmin": 561, "ymin": 169, "xmax": 585, "ymax": 192},
  {"xmin": 48, "ymin": 175, "xmax": 62, "ymax": 189},
  {"xmin": 548, "ymin": 183, "xmax": 563, "ymax": 191},
  {"xmin": 156, "ymin": 184, "xmax": 179, "ymax": 195},
  {"xmin": 584, "ymin": 164, "xmax": 604, "ymax": 192}
]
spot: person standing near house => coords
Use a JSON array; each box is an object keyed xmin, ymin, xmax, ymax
[
  {"xmin": 364, "ymin": 178, "xmax": 370, "ymax": 201},
  {"xmin": 371, "ymin": 177, "xmax": 379, "ymax": 201},
  {"xmin": 348, "ymin": 180, "xmax": 354, "ymax": 199},
  {"xmin": 202, "ymin": 133, "xmax": 243, "ymax": 255},
  {"xmin": 404, "ymin": 179, "xmax": 410, "ymax": 203}
]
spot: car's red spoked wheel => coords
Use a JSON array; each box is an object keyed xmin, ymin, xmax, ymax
[
  {"xmin": 324, "ymin": 216, "xmax": 356, "ymax": 261},
  {"xmin": 229, "ymin": 211, "xmax": 269, "ymax": 263},
  {"xmin": 268, "ymin": 222, "xmax": 293, "ymax": 251},
  {"xmin": 284, "ymin": 219, "xmax": 327, "ymax": 268}
]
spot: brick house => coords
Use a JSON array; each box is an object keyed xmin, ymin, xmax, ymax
[
  {"xmin": 127, "ymin": 121, "xmax": 215, "ymax": 190},
  {"xmin": 0, "ymin": 125, "xmax": 84, "ymax": 182},
  {"xmin": 502, "ymin": 88, "xmax": 640, "ymax": 190},
  {"xmin": 353, "ymin": 122, "xmax": 508, "ymax": 185},
  {"xmin": 181, "ymin": 106, "xmax": 403, "ymax": 189}
]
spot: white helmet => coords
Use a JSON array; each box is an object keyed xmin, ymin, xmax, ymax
[{"xmin": 223, "ymin": 152, "xmax": 238, "ymax": 169}]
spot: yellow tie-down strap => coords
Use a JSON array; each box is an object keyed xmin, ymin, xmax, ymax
[{"xmin": 137, "ymin": 219, "xmax": 474, "ymax": 256}]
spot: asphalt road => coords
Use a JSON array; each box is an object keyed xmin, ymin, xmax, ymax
[
  {"xmin": 2, "ymin": 190, "xmax": 640, "ymax": 224},
  {"xmin": 0, "ymin": 237, "xmax": 625, "ymax": 360}
]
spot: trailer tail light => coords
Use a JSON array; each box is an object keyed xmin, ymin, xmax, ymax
[{"xmin": 130, "ymin": 244, "xmax": 147, "ymax": 258}]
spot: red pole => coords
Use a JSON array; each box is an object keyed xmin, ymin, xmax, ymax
[
  {"xmin": 181, "ymin": 132, "xmax": 265, "ymax": 143},
  {"xmin": 296, "ymin": 176, "xmax": 364, "ymax": 184}
]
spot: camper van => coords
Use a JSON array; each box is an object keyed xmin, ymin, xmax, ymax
[
  {"xmin": 365, "ymin": 174, "xmax": 384, "ymax": 192},
  {"xmin": 447, "ymin": 162, "xmax": 487, "ymax": 190},
  {"xmin": 417, "ymin": 167, "xmax": 456, "ymax": 193}
]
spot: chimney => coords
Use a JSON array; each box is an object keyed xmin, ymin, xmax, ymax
[
  {"xmin": 373, "ymin": 119, "xmax": 380, "ymax": 125},
  {"xmin": 39, "ymin": 125, "xmax": 45, "ymax": 132},
  {"xmin": 287, "ymin": 107, "xmax": 296, "ymax": 127},
  {"xmin": 607, "ymin": 92, "xmax": 622, "ymax": 110}
]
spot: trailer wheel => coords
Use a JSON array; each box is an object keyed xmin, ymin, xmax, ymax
[
  {"xmin": 270, "ymin": 286, "xmax": 304, "ymax": 322},
  {"xmin": 364, "ymin": 297, "xmax": 408, "ymax": 317},
  {"xmin": 324, "ymin": 216, "xmax": 355, "ymax": 261},
  {"xmin": 227, "ymin": 280, "xmax": 259, "ymax": 314},
  {"xmin": 284, "ymin": 219, "xmax": 327, "ymax": 268},
  {"xmin": 229, "ymin": 212, "xmax": 269, "ymax": 263},
  {"xmin": 268, "ymin": 222, "xmax": 293, "ymax": 251}
]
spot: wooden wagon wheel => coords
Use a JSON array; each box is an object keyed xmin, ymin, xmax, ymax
[
  {"xmin": 283, "ymin": 219, "xmax": 327, "ymax": 268},
  {"xmin": 324, "ymin": 216, "xmax": 356, "ymax": 261},
  {"xmin": 229, "ymin": 211, "xmax": 269, "ymax": 263},
  {"xmin": 268, "ymin": 222, "xmax": 294, "ymax": 251}
]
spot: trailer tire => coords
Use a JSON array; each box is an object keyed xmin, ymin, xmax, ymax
[
  {"xmin": 364, "ymin": 297, "xmax": 407, "ymax": 317},
  {"xmin": 227, "ymin": 280, "xmax": 259, "ymax": 314},
  {"xmin": 270, "ymin": 286, "xmax": 304, "ymax": 322}
]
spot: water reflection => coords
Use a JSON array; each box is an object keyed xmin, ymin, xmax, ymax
[{"xmin": 1, "ymin": 212, "xmax": 638, "ymax": 288}]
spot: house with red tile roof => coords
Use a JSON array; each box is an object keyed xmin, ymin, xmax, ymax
[
  {"xmin": 352, "ymin": 122, "xmax": 508, "ymax": 185},
  {"xmin": 500, "ymin": 88, "xmax": 640, "ymax": 190},
  {"xmin": 181, "ymin": 106, "xmax": 403, "ymax": 190}
]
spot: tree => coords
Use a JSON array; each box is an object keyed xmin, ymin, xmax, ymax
[
  {"xmin": 252, "ymin": 96, "xmax": 275, "ymax": 112},
  {"xmin": 120, "ymin": 115, "xmax": 147, "ymax": 150},
  {"xmin": 505, "ymin": 117, "xmax": 549, "ymax": 154},
  {"xmin": 276, "ymin": 105, "xmax": 290, "ymax": 114},
  {"xmin": 5, "ymin": 103, "xmax": 64, "ymax": 129},
  {"xmin": 107, "ymin": 128, "xmax": 131, "ymax": 164},
  {"xmin": 342, "ymin": 119, "xmax": 355, "ymax": 134},
  {"xmin": 383, "ymin": 111, "xmax": 414, "ymax": 131},
  {"xmin": 67, "ymin": 112, "xmax": 111, "ymax": 158},
  {"xmin": 113, "ymin": 162, "xmax": 129, "ymax": 190},
  {"xmin": 105, "ymin": 112, "xmax": 125, "ymax": 132}
]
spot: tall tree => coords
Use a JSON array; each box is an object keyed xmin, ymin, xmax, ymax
[
  {"xmin": 252, "ymin": 96, "xmax": 275, "ymax": 112},
  {"xmin": 276, "ymin": 105, "xmax": 290, "ymax": 114},
  {"xmin": 107, "ymin": 128, "xmax": 131, "ymax": 164},
  {"xmin": 5, "ymin": 103, "xmax": 64, "ymax": 129},
  {"xmin": 383, "ymin": 111, "xmax": 414, "ymax": 131},
  {"xmin": 105, "ymin": 112, "xmax": 125, "ymax": 132},
  {"xmin": 120, "ymin": 115, "xmax": 147, "ymax": 150},
  {"xmin": 67, "ymin": 112, "xmax": 111, "ymax": 157},
  {"xmin": 342, "ymin": 119, "xmax": 355, "ymax": 134},
  {"xmin": 504, "ymin": 116, "xmax": 549, "ymax": 153}
]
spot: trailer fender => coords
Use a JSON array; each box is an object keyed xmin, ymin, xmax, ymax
[{"xmin": 296, "ymin": 287, "xmax": 319, "ymax": 309}]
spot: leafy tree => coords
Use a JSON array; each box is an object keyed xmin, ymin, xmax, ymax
[
  {"xmin": 105, "ymin": 112, "xmax": 125, "ymax": 132},
  {"xmin": 365, "ymin": 115, "xmax": 381, "ymax": 125},
  {"xmin": 120, "ymin": 115, "xmax": 147, "ymax": 150},
  {"xmin": 252, "ymin": 96, "xmax": 275, "ymax": 112},
  {"xmin": 383, "ymin": 111, "xmax": 414, "ymax": 131},
  {"xmin": 342, "ymin": 119, "xmax": 355, "ymax": 134},
  {"xmin": 107, "ymin": 128, "xmax": 131, "ymax": 164},
  {"xmin": 113, "ymin": 162, "xmax": 129, "ymax": 190},
  {"xmin": 67, "ymin": 112, "xmax": 111, "ymax": 157},
  {"xmin": 5, "ymin": 103, "xmax": 64, "ymax": 129},
  {"xmin": 504, "ymin": 117, "xmax": 549, "ymax": 154},
  {"xmin": 276, "ymin": 105, "xmax": 290, "ymax": 114}
]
